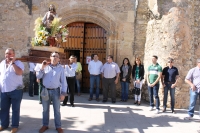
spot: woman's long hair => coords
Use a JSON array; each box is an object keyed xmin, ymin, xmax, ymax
[
  {"xmin": 121, "ymin": 58, "xmax": 131, "ymax": 67},
  {"xmin": 134, "ymin": 57, "xmax": 142, "ymax": 66}
]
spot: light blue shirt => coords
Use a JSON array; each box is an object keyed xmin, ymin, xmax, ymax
[
  {"xmin": 88, "ymin": 60, "xmax": 103, "ymax": 75},
  {"xmin": 0, "ymin": 60, "xmax": 24, "ymax": 93},
  {"xmin": 101, "ymin": 62, "xmax": 120, "ymax": 78},
  {"xmin": 29, "ymin": 62, "xmax": 36, "ymax": 72},
  {"xmin": 37, "ymin": 64, "xmax": 67, "ymax": 95},
  {"xmin": 185, "ymin": 67, "xmax": 200, "ymax": 92},
  {"xmin": 64, "ymin": 63, "xmax": 77, "ymax": 77}
]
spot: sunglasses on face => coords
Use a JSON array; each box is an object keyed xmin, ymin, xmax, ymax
[
  {"xmin": 168, "ymin": 61, "xmax": 173, "ymax": 63},
  {"xmin": 51, "ymin": 55, "xmax": 59, "ymax": 58}
]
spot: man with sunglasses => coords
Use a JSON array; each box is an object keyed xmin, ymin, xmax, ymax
[
  {"xmin": 37, "ymin": 52, "xmax": 67, "ymax": 133},
  {"xmin": 161, "ymin": 58, "xmax": 179, "ymax": 113}
]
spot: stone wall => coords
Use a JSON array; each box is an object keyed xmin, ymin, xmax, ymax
[
  {"xmin": 143, "ymin": 0, "xmax": 197, "ymax": 108},
  {"xmin": 0, "ymin": 1, "xmax": 32, "ymax": 90}
]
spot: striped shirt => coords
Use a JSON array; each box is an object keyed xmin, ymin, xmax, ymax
[{"xmin": 148, "ymin": 63, "xmax": 162, "ymax": 84}]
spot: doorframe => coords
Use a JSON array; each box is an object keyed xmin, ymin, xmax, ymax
[{"xmin": 60, "ymin": 6, "xmax": 118, "ymax": 62}]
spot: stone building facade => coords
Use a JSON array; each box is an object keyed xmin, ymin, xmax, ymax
[{"xmin": 0, "ymin": 0, "xmax": 199, "ymax": 108}]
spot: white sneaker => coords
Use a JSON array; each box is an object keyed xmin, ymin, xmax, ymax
[
  {"xmin": 184, "ymin": 116, "xmax": 192, "ymax": 120},
  {"xmin": 155, "ymin": 109, "xmax": 159, "ymax": 114},
  {"xmin": 149, "ymin": 107, "xmax": 153, "ymax": 111}
]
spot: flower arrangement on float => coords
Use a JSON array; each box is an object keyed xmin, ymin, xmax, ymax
[
  {"xmin": 31, "ymin": 17, "xmax": 68, "ymax": 47},
  {"xmin": 56, "ymin": 25, "xmax": 69, "ymax": 42}
]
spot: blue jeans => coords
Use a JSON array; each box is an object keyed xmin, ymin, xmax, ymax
[
  {"xmin": 42, "ymin": 88, "xmax": 61, "ymax": 128},
  {"xmin": 120, "ymin": 82, "xmax": 129, "ymax": 100},
  {"xmin": 1, "ymin": 89, "xmax": 23, "ymax": 128},
  {"xmin": 76, "ymin": 79, "xmax": 80, "ymax": 93},
  {"xmin": 89, "ymin": 75, "xmax": 100, "ymax": 98},
  {"xmin": 163, "ymin": 82, "xmax": 175, "ymax": 110},
  {"xmin": 148, "ymin": 84, "xmax": 160, "ymax": 109},
  {"xmin": 188, "ymin": 90, "xmax": 200, "ymax": 117}
]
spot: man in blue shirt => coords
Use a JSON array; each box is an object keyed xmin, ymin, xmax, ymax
[
  {"xmin": 37, "ymin": 52, "xmax": 67, "ymax": 133},
  {"xmin": 161, "ymin": 58, "xmax": 179, "ymax": 113},
  {"xmin": 0, "ymin": 48, "xmax": 24, "ymax": 133},
  {"xmin": 184, "ymin": 59, "xmax": 200, "ymax": 120},
  {"xmin": 101, "ymin": 55, "xmax": 120, "ymax": 103}
]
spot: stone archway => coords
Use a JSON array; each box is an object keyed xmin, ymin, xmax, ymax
[{"xmin": 59, "ymin": 5, "xmax": 119, "ymax": 61}]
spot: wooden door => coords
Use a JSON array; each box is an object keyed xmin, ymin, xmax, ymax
[
  {"xmin": 62, "ymin": 22, "xmax": 84, "ymax": 63},
  {"xmin": 62, "ymin": 22, "xmax": 106, "ymax": 93},
  {"xmin": 82, "ymin": 23, "xmax": 106, "ymax": 92}
]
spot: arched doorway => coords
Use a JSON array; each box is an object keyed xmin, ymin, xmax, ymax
[{"xmin": 62, "ymin": 22, "xmax": 107, "ymax": 93}]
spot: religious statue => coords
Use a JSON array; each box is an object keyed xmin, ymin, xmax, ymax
[{"xmin": 42, "ymin": 4, "xmax": 57, "ymax": 33}]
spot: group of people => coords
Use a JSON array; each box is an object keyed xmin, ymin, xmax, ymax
[
  {"xmin": 0, "ymin": 48, "xmax": 200, "ymax": 133},
  {"xmin": 88, "ymin": 54, "xmax": 200, "ymax": 119}
]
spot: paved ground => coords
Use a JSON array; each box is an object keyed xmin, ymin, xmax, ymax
[{"xmin": 1, "ymin": 92, "xmax": 200, "ymax": 133}]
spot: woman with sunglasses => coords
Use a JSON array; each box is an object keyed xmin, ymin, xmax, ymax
[{"xmin": 132, "ymin": 57, "xmax": 144, "ymax": 105}]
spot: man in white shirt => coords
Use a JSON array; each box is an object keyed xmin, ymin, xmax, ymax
[
  {"xmin": 88, "ymin": 54, "xmax": 103, "ymax": 101},
  {"xmin": 29, "ymin": 62, "xmax": 38, "ymax": 97},
  {"xmin": 62, "ymin": 55, "xmax": 77, "ymax": 107},
  {"xmin": 0, "ymin": 48, "xmax": 24, "ymax": 133}
]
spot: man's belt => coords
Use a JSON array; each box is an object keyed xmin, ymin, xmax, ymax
[
  {"xmin": 104, "ymin": 77, "xmax": 116, "ymax": 79},
  {"xmin": 67, "ymin": 76, "xmax": 75, "ymax": 79},
  {"xmin": 46, "ymin": 87, "xmax": 59, "ymax": 90},
  {"xmin": 90, "ymin": 74, "xmax": 100, "ymax": 76}
]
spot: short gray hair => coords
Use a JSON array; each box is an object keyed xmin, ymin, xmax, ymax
[{"xmin": 6, "ymin": 48, "xmax": 15, "ymax": 54}]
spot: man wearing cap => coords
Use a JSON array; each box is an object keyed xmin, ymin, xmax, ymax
[
  {"xmin": 161, "ymin": 58, "xmax": 179, "ymax": 113},
  {"xmin": 184, "ymin": 59, "xmax": 200, "ymax": 120}
]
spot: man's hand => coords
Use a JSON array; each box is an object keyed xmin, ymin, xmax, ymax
[
  {"xmin": 162, "ymin": 83, "xmax": 166, "ymax": 87},
  {"xmin": 171, "ymin": 84, "xmax": 176, "ymax": 88},
  {"xmin": 60, "ymin": 95, "xmax": 65, "ymax": 101},
  {"xmin": 191, "ymin": 84, "xmax": 196, "ymax": 91},
  {"xmin": 41, "ymin": 60, "xmax": 48, "ymax": 70},
  {"xmin": 115, "ymin": 79, "xmax": 118, "ymax": 84},
  {"xmin": 36, "ymin": 79, "xmax": 40, "ymax": 83},
  {"xmin": 10, "ymin": 57, "xmax": 16, "ymax": 64},
  {"xmin": 150, "ymin": 83, "xmax": 155, "ymax": 87}
]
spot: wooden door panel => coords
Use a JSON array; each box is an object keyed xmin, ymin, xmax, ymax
[{"xmin": 62, "ymin": 22, "xmax": 106, "ymax": 92}]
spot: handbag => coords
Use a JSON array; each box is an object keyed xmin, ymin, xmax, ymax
[
  {"xmin": 133, "ymin": 82, "xmax": 140, "ymax": 95},
  {"xmin": 135, "ymin": 86, "xmax": 140, "ymax": 95},
  {"xmin": 41, "ymin": 88, "xmax": 49, "ymax": 101},
  {"xmin": 76, "ymin": 72, "xmax": 82, "ymax": 80}
]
